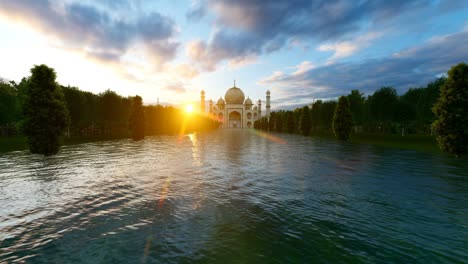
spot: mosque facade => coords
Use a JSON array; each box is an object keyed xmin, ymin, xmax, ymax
[{"xmin": 201, "ymin": 83, "xmax": 270, "ymax": 128}]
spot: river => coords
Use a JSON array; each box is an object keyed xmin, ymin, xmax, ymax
[{"xmin": 0, "ymin": 130, "xmax": 467, "ymax": 263}]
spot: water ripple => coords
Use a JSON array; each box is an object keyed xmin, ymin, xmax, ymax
[{"xmin": 1, "ymin": 130, "xmax": 467, "ymax": 263}]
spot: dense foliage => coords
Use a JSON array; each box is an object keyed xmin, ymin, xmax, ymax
[
  {"xmin": 255, "ymin": 76, "xmax": 447, "ymax": 137},
  {"xmin": 332, "ymin": 96, "xmax": 353, "ymax": 140},
  {"xmin": 300, "ymin": 106, "xmax": 311, "ymax": 136},
  {"xmin": 0, "ymin": 81, "xmax": 20, "ymax": 126},
  {"xmin": 432, "ymin": 63, "xmax": 468, "ymax": 157},
  {"xmin": 130, "ymin": 96, "xmax": 145, "ymax": 141},
  {"xmin": 0, "ymin": 65, "xmax": 220, "ymax": 144},
  {"xmin": 22, "ymin": 65, "xmax": 69, "ymax": 156}
]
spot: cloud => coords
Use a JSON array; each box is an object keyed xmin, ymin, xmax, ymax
[
  {"xmin": 227, "ymin": 54, "xmax": 258, "ymax": 69},
  {"xmin": 186, "ymin": 31, "xmax": 264, "ymax": 71},
  {"xmin": 259, "ymin": 28, "xmax": 468, "ymax": 103},
  {"xmin": 0, "ymin": 0, "xmax": 179, "ymax": 67},
  {"xmin": 185, "ymin": 40, "xmax": 216, "ymax": 71},
  {"xmin": 261, "ymin": 71, "xmax": 285, "ymax": 83},
  {"xmin": 172, "ymin": 64, "xmax": 200, "ymax": 79},
  {"xmin": 186, "ymin": 0, "xmax": 435, "ymax": 71},
  {"xmin": 186, "ymin": 0, "xmax": 206, "ymax": 21},
  {"xmin": 165, "ymin": 83, "xmax": 187, "ymax": 94},
  {"xmin": 292, "ymin": 61, "xmax": 315, "ymax": 75},
  {"xmin": 317, "ymin": 32, "xmax": 381, "ymax": 61}
]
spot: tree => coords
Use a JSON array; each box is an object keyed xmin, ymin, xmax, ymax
[
  {"xmin": 268, "ymin": 112, "xmax": 276, "ymax": 131},
  {"xmin": 276, "ymin": 111, "xmax": 283, "ymax": 132},
  {"xmin": 130, "ymin": 95, "xmax": 145, "ymax": 141},
  {"xmin": 332, "ymin": 96, "xmax": 353, "ymax": 140},
  {"xmin": 286, "ymin": 111, "xmax": 295, "ymax": 133},
  {"xmin": 0, "ymin": 81, "xmax": 19, "ymax": 125},
  {"xmin": 394, "ymin": 100, "xmax": 414, "ymax": 135},
  {"xmin": 62, "ymin": 86, "xmax": 86, "ymax": 128},
  {"xmin": 418, "ymin": 77, "xmax": 445, "ymax": 126},
  {"xmin": 98, "ymin": 89, "xmax": 122, "ymax": 125},
  {"xmin": 300, "ymin": 105, "xmax": 311, "ymax": 136},
  {"xmin": 368, "ymin": 87, "xmax": 398, "ymax": 132},
  {"xmin": 22, "ymin": 65, "xmax": 69, "ymax": 156},
  {"xmin": 320, "ymin": 101, "xmax": 337, "ymax": 131},
  {"xmin": 432, "ymin": 63, "xmax": 468, "ymax": 157},
  {"xmin": 311, "ymin": 100, "xmax": 322, "ymax": 132},
  {"xmin": 254, "ymin": 120, "xmax": 260, "ymax": 129},
  {"xmin": 347, "ymin": 90, "xmax": 365, "ymax": 125}
]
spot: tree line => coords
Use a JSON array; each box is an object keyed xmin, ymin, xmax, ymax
[
  {"xmin": 0, "ymin": 64, "xmax": 219, "ymax": 155},
  {"xmin": 59, "ymin": 86, "xmax": 218, "ymax": 137},
  {"xmin": 255, "ymin": 78, "xmax": 444, "ymax": 135},
  {"xmin": 255, "ymin": 63, "xmax": 467, "ymax": 157}
]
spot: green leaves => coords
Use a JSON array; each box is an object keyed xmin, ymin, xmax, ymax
[
  {"xmin": 301, "ymin": 105, "xmax": 311, "ymax": 136},
  {"xmin": 332, "ymin": 96, "xmax": 353, "ymax": 140},
  {"xmin": 0, "ymin": 81, "xmax": 20, "ymax": 125},
  {"xmin": 22, "ymin": 65, "xmax": 69, "ymax": 156},
  {"xmin": 432, "ymin": 63, "xmax": 468, "ymax": 157},
  {"xmin": 130, "ymin": 95, "xmax": 145, "ymax": 141}
]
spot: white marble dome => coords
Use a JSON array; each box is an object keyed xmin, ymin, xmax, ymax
[{"xmin": 224, "ymin": 86, "xmax": 245, "ymax": 104}]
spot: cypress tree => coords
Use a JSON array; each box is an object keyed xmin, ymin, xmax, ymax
[
  {"xmin": 332, "ymin": 96, "xmax": 353, "ymax": 140},
  {"xmin": 130, "ymin": 95, "xmax": 145, "ymax": 141},
  {"xmin": 22, "ymin": 65, "xmax": 69, "ymax": 156},
  {"xmin": 432, "ymin": 63, "xmax": 468, "ymax": 157}
]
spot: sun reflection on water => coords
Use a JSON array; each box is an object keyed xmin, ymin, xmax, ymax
[{"xmin": 188, "ymin": 133, "xmax": 202, "ymax": 167}]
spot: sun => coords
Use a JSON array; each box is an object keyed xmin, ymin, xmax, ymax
[{"xmin": 185, "ymin": 104, "xmax": 194, "ymax": 114}]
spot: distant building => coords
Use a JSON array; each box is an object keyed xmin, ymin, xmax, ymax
[{"xmin": 201, "ymin": 82, "xmax": 270, "ymax": 128}]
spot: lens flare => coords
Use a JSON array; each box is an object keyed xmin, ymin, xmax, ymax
[
  {"xmin": 253, "ymin": 130, "xmax": 287, "ymax": 144},
  {"xmin": 158, "ymin": 178, "xmax": 171, "ymax": 209},
  {"xmin": 185, "ymin": 104, "xmax": 194, "ymax": 114}
]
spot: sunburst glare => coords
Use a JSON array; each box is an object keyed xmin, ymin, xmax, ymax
[{"xmin": 185, "ymin": 104, "xmax": 194, "ymax": 114}]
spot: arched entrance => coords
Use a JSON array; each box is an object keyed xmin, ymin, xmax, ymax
[{"xmin": 228, "ymin": 111, "xmax": 241, "ymax": 128}]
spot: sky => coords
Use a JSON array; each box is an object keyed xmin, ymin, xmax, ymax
[{"xmin": 0, "ymin": 0, "xmax": 467, "ymax": 109}]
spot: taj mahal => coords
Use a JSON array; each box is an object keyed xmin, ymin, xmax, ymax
[{"xmin": 200, "ymin": 82, "xmax": 270, "ymax": 128}]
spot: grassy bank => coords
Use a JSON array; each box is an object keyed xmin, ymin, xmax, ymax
[
  {"xmin": 349, "ymin": 133, "xmax": 439, "ymax": 153},
  {"xmin": 310, "ymin": 131, "xmax": 440, "ymax": 153}
]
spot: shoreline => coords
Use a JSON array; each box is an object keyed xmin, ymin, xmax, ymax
[{"xmin": 0, "ymin": 132, "xmax": 441, "ymax": 154}]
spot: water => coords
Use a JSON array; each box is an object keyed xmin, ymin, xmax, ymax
[{"xmin": 0, "ymin": 130, "xmax": 467, "ymax": 263}]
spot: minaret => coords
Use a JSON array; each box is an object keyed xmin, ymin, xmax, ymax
[
  {"xmin": 200, "ymin": 90, "xmax": 205, "ymax": 113},
  {"xmin": 258, "ymin": 99, "xmax": 262, "ymax": 118},
  {"xmin": 209, "ymin": 99, "xmax": 213, "ymax": 114},
  {"xmin": 266, "ymin": 90, "xmax": 271, "ymax": 119}
]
